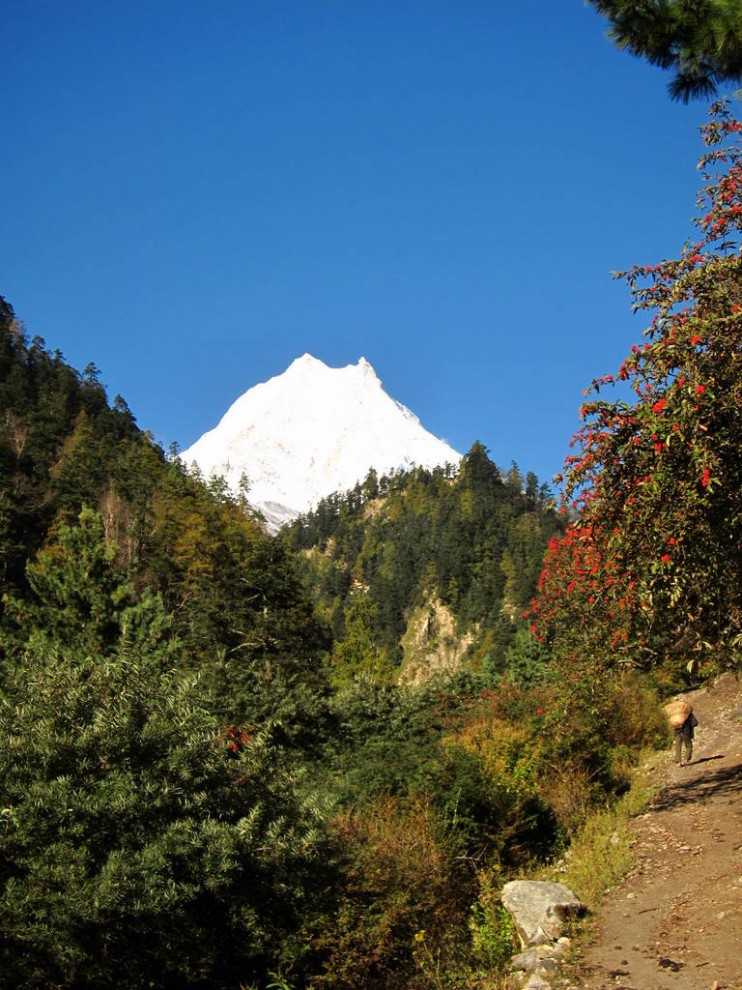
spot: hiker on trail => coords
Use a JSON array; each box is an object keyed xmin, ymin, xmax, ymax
[
  {"xmin": 663, "ymin": 699, "xmax": 699, "ymax": 766},
  {"xmin": 673, "ymin": 709, "xmax": 698, "ymax": 766}
]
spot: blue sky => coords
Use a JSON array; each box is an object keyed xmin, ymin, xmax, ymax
[{"xmin": 3, "ymin": 1, "xmax": 734, "ymax": 489}]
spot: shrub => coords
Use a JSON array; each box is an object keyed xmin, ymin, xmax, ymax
[{"xmin": 311, "ymin": 796, "xmax": 470, "ymax": 990}]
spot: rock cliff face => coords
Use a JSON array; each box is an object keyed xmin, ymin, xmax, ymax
[{"xmin": 399, "ymin": 595, "xmax": 474, "ymax": 686}]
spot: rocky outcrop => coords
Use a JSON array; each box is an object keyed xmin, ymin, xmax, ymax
[
  {"xmin": 398, "ymin": 595, "xmax": 474, "ymax": 685},
  {"xmin": 501, "ymin": 880, "xmax": 584, "ymax": 989}
]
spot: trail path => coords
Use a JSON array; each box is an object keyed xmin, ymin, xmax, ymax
[{"xmin": 568, "ymin": 673, "xmax": 742, "ymax": 990}]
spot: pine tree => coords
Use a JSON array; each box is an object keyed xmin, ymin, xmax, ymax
[
  {"xmin": 589, "ymin": 0, "xmax": 742, "ymax": 101},
  {"xmin": 0, "ymin": 510, "xmax": 334, "ymax": 989}
]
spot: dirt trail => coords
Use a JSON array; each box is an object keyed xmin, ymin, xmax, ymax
[{"xmin": 568, "ymin": 673, "xmax": 742, "ymax": 990}]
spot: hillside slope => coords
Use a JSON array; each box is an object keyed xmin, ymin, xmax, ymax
[
  {"xmin": 282, "ymin": 444, "xmax": 561, "ymax": 682},
  {"xmin": 569, "ymin": 674, "xmax": 742, "ymax": 990}
]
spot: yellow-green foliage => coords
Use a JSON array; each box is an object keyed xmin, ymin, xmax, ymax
[
  {"xmin": 551, "ymin": 807, "xmax": 634, "ymax": 910},
  {"xmin": 453, "ymin": 716, "xmax": 540, "ymax": 797},
  {"xmin": 311, "ymin": 796, "xmax": 471, "ymax": 990},
  {"xmin": 543, "ymin": 771, "xmax": 657, "ymax": 911},
  {"xmin": 467, "ymin": 869, "xmax": 519, "ymax": 974}
]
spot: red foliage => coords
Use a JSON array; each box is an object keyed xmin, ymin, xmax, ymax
[
  {"xmin": 530, "ymin": 103, "xmax": 742, "ymax": 675},
  {"xmin": 223, "ymin": 725, "xmax": 254, "ymax": 754}
]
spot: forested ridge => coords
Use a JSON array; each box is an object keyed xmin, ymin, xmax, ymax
[
  {"xmin": 282, "ymin": 448, "xmax": 561, "ymax": 686},
  {"xmin": 0, "ymin": 101, "xmax": 740, "ymax": 990}
]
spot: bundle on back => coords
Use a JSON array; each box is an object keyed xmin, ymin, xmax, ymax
[{"xmin": 663, "ymin": 700, "xmax": 692, "ymax": 729}]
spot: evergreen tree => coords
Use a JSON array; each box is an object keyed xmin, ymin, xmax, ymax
[
  {"xmin": 3, "ymin": 507, "xmax": 170, "ymax": 666},
  {"xmin": 0, "ymin": 510, "xmax": 333, "ymax": 989},
  {"xmin": 588, "ymin": 0, "xmax": 742, "ymax": 101},
  {"xmin": 329, "ymin": 594, "xmax": 396, "ymax": 688}
]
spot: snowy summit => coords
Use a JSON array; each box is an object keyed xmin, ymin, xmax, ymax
[{"xmin": 181, "ymin": 354, "xmax": 461, "ymax": 531}]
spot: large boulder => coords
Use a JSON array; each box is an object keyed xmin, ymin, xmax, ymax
[{"xmin": 502, "ymin": 880, "xmax": 584, "ymax": 948}]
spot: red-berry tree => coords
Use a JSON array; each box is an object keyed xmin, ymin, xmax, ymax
[{"xmin": 533, "ymin": 102, "xmax": 742, "ymax": 679}]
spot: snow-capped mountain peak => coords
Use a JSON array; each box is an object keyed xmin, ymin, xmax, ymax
[{"xmin": 181, "ymin": 355, "xmax": 461, "ymax": 531}]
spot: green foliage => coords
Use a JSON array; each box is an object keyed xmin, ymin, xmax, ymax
[
  {"xmin": 321, "ymin": 677, "xmax": 460, "ymax": 803},
  {"xmin": 328, "ymin": 594, "xmax": 397, "ymax": 688},
  {"xmin": 588, "ymin": 0, "xmax": 742, "ymax": 101},
  {"xmin": 487, "ymin": 626, "xmax": 548, "ymax": 687},
  {"xmin": 533, "ymin": 104, "xmax": 742, "ymax": 681},
  {"xmin": 5, "ymin": 507, "xmax": 170, "ymax": 663},
  {"xmin": 0, "ymin": 592, "xmax": 333, "ymax": 989},
  {"xmin": 467, "ymin": 872, "xmax": 519, "ymax": 975},
  {"xmin": 284, "ymin": 450, "xmax": 561, "ymax": 684},
  {"xmin": 145, "ymin": 460, "xmax": 329, "ymax": 689}
]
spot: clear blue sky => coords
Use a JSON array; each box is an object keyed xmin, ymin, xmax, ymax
[{"xmin": 3, "ymin": 1, "xmax": 734, "ymax": 488}]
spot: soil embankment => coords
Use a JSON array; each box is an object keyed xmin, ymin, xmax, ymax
[{"xmin": 568, "ymin": 673, "xmax": 742, "ymax": 990}]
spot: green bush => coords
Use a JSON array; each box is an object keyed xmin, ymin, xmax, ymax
[
  {"xmin": 311, "ymin": 797, "xmax": 470, "ymax": 990},
  {"xmin": 0, "ymin": 511, "xmax": 333, "ymax": 989},
  {"xmin": 0, "ymin": 639, "xmax": 332, "ymax": 990}
]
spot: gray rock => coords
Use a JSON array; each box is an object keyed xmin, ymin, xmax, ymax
[
  {"xmin": 524, "ymin": 973, "xmax": 553, "ymax": 990},
  {"xmin": 502, "ymin": 880, "xmax": 584, "ymax": 948},
  {"xmin": 511, "ymin": 943, "xmax": 565, "ymax": 972},
  {"xmin": 534, "ymin": 957, "xmax": 559, "ymax": 975}
]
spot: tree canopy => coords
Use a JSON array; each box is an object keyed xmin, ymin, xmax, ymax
[
  {"xmin": 531, "ymin": 102, "xmax": 742, "ymax": 678},
  {"xmin": 588, "ymin": 0, "xmax": 742, "ymax": 101},
  {"xmin": 282, "ymin": 446, "xmax": 561, "ymax": 683}
]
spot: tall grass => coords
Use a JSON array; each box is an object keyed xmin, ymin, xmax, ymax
[{"xmin": 542, "ymin": 758, "xmax": 659, "ymax": 910}]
